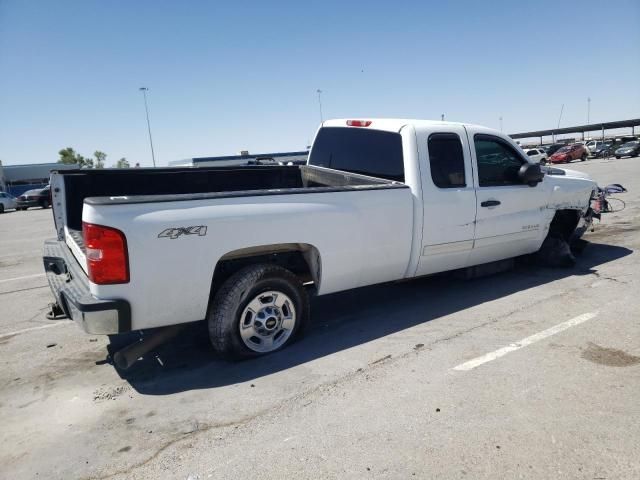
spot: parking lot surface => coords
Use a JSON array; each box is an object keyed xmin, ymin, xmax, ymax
[{"xmin": 1, "ymin": 156, "xmax": 639, "ymax": 479}]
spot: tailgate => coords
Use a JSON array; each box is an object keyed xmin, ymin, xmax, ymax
[{"xmin": 50, "ymin": 172, "xmax": 88, "ymax": 273}]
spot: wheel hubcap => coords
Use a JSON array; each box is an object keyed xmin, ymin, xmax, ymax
[{"xmin": 239, "ymin": 291, "xmax": 296, "ymax": 353}]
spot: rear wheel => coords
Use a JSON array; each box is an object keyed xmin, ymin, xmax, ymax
[
  {"xmin": 616, "ymin": 156, "xmax": 621, "ymax": 159},
  {"xmin": 581, "ymin": 153, "xmax": 587, "ymax": 161},
  {"xmin": 208, "ymin": 264, "xmax": 310, "ymax": 360},
  {"xmin": 41, "ymin": 200, "xmax": 50, "ymax": 208},
  {"xmin": 0, "ymin": 204, "xmax": 4, "ymax": 214}
]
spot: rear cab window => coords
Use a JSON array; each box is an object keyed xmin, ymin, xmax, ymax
[
  {"xmin": 308, "ymin": 127, "xmax": 404, "ymax": 182},
  {"xmin": 427, "ymin": 133, "xmax": 466, "ymax": 188}
]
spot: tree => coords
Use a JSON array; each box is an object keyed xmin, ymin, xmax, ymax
[
  {"xmin": 58, "ymin": 147, "xmax": 79, "ymax": 165},
  {"xmin": 58, "ymin": 147, "xmax": 92, "ymax": 168},
  {"xmin": 93, "ymin": 151, "xmax": 106, "ymax": 169},
  {"xmin": 115, "ymin": 157, "xmax": 130, "ymax": 168}
]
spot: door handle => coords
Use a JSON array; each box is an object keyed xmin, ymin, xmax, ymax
[{"xmin": 481, "ymin": 200, "xmax": 501, "ymax": 207}]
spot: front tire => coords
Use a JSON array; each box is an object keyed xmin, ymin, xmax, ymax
[
  {"xmin": 581, "ymin": 153, "xmax": 587, "ymax": 161},
  {"xmin": 208, "ymin": 264, "xmax": 310, "ymax": 360},
  {"xmin": 0, "ymin": 204, "xmax": 4, "ymax": 214}
]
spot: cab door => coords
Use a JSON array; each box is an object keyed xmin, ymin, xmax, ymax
[
  {"xmin": 467, "ymin": 130, "xmax": 551, "ymax": 266},
  {"xmin": 415, "ymin": 126, "xmax": 477, "ymax": 276}
]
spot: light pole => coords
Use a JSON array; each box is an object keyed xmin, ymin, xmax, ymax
[
  {"xmin": 499, "ymin": 116, "xmax": 503, "ymax": 132},
  {"xmin": 587, "ymin": 97, "xmax": 591, "ymax": 125},
  {"xmin": 139, "ymin": 87, "xmax": 157, "ymax": 167},
  {"xmin": 316, "ymin": 89, "xmax": 324, "ymax": 123}
]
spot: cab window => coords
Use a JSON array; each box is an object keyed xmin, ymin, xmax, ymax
[
  {"xmin": 427, "ymin": 133, "xmax": 466, "ymax": 188},
  {"xmin": 474, "ymin": 134, "xmax": 525, "ymax": 187}
]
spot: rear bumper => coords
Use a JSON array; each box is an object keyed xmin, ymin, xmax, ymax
[{"xmin": 43, "ymin": 239, "xmax": 131, "ymax": 334}]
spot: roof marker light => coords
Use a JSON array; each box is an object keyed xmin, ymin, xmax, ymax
[{"xmin": 346, "ymin": 120, "xmax": 372, "ymax": 127}]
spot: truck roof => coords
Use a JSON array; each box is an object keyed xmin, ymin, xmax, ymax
[{"xmin": 322, "ymin": 118, "xmax": 489, "ymax": 133}]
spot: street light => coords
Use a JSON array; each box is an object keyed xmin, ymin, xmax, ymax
[
  {"xmin": 316, "ymin": 89, "xmax": 324, "ymax": 123},
  {"xmin": 139, "ymin": 87, "xmax": 157, "ymax": 167},
  {"xmin": 587, "ymin": 97, "xmax": 591, "ymax": 125},
  {"xmin": 499, "ymin": 116, "xmax": 503, "ymax": 132}
]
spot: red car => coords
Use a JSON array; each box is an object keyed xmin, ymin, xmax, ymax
[{"xmin": 548, "ymin": 144, "xmax": 588, "ymax": 164}]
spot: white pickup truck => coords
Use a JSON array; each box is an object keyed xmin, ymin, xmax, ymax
[{"xmin": 44, "ymin": 119, "xmax": 598, "ymax": 361}]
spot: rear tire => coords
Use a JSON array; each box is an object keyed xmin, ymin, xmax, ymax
[
  {"xmin": 41, "ymin": 200, "xmax": 50, "ymax": 208},
  {"xmin": 581, "ymin": 153, "xmax": 587, "ymax": 161},
  {"xmin": 615, "ymin": 156, "xmax": 621, "ymax": 159},
  {"xmin": 208, "ymin": 264, "xmax": 310, "ymax": 360},
  {"xmin": 0, "ymin": 204, "xmax": 4, "ymax": 214}
]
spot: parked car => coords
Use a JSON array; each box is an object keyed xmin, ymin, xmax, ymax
[
  {"xmin": 593, "ymin": 142, "xmax": 615, "ymax": 158},
  {"xmin": 0, "ymin": 192, "xmax": 18, "ymax": 213},
  {"xmin": 544, "ymin": 143, "xmax": 565, "ymax": 156},
  {"xmin": 43, "ymin": 119, "xmax": 598, "ymax": 362},
  {"xmin": 585, "ymin": 140, "xmax": 606, "ymax": 155},
  {"xmin": 16, "ymin": 185, "xmax": 51, "ymax": 210},
  {"xmin": 523, "ymin": 147, "xmax": 548, "ymax": 165},
  {"xmin": 549, "ymin": 144, "xmax": 588, "ymax": 164},
  {"xmin": 615, "ymin": 141, "xmax": 640, "ymax": 159}
]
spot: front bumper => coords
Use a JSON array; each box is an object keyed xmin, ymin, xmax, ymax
[
  {"xmin": 17, "ymin": 200, "xmax": 41, "ymax": 208},
  {"xmin": 43, "ymin": 239, "xmax": 131, "ymax": 334}
]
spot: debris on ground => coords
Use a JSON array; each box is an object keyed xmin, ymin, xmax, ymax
[{"xmin": 536, "ymin": 236, "xmax": 576, "ymax": 267}]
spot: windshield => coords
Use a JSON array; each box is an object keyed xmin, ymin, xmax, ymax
[
  {"xmin": 556, "ymin": 146, "xmax": 572, "ymax": 153},
  {"xmin": 621, "ymin": 141, "xmax": 638, "ymax": 148}
]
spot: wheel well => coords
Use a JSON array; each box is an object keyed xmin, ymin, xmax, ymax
[
  {"xmin": 548, "ymin": 209, "xmax": 581, "ymax": 241},
  {"xmin": 210, "ymin": 243, "xmax": 321, "ymax": 298}
]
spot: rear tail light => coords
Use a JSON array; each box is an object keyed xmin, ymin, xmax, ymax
[
  {"xmin": 346, "ymin": 120, "xmax": 372, "ymax": 127},
  {"xmin": 83, "ymin": 222, "xmax": 130, "ymax": 284}
]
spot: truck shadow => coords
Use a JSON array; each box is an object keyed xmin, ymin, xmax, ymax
[{"xmin": 112, "ymin": 241, "xmax": 632, "ymax": 395}]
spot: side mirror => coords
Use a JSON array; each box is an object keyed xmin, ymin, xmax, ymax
[{"xmin": 518, "ymin": 163, "xmax": 544, "ymax": 186}]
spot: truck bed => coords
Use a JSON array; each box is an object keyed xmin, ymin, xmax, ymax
[{"xmin": 56, "ymin": 165, "xmax": 403, "ymax": 232}]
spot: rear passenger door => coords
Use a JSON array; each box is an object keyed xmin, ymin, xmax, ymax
[
  {"xmin": 415, "ymin": 126, "xmax": 477, "ymax": 276},
  {"xmin": 467, "ymin": 131, "xmax": 550, "ymax": 265}
]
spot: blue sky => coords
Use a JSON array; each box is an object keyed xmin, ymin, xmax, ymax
[{"xmin": 1, "ymin": 0, "xmax": 639, "ymax": 166}]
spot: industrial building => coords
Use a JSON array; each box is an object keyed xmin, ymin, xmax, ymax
[{"xmin": 0, "ymin": 163, "xmax": 78, "ymax": 196}]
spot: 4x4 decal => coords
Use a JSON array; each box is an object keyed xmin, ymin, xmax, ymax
[{"xmin": 158, "ymin": 225, "xmax": 207, "ymax": 239}]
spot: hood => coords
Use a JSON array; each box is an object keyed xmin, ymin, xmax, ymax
[
  {"xmin": 542, "ymin": 166, "xmax": 592, "ymax": 180},
  {"xmin": 556, "ymin": 168, "xmax": 592, "ymax": 180}
]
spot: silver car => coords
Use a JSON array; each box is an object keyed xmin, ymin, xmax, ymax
[{"xmin": 0, "ymin": 192, "xmax": 17, "ymax": 213}]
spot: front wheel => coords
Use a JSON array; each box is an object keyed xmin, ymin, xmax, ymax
[
  {"xmin": 0, "ymin": 204, "xmax": 4, "ymax": 214},
  {"xmin": 581, "ymin": 153, "xmax": 587, "ymax": 161},
  {"xmin": 208, "ymin": 264, "xmax": 310, "ymax": 360},
  {"xmin": 41, "ymin": 200, "xmax": 50, "ymax": 208},
  {"xmin": 615, "ymin": 156, "xmax": 621, "ymax": 159}
]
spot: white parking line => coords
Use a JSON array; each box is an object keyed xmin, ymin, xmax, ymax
[
  {"xmin": 0, "ymin": 321, "xmax": 70, "ymax": 340},
  {"xmin": 0, "ymin": 273, "xmax": 46, "ymax": 284},
  {"xmin": 453, "ymin": 312, "xmax": 598, "ymax": 371}
]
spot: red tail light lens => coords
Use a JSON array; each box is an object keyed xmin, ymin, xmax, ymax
[
  {"xmin": 346, "ymin": 120, "xmax": 372, "ymax": 127},
  {"xmin": 82, "ymin": 222, "xmax": 129, "ymax": 284}
]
